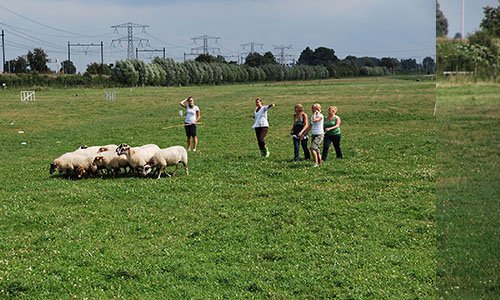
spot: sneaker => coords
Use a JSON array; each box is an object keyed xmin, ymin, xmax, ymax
[
  {"xmin": 313, "ymin": 164, "xmax": 318, "ymax": 167},
  {"xmin": 193, "ymin": 149, "xmax": 196, "ymax": 152},
  {"xmin": 265, "ymin": 149, "xmax": 270, "ymax": 158},
  {"xmin": 260, "ymin": 149, "xmax": 266, "ymax": 156},
  {"xmin": 188, "ymin": 149, "xmax": 191, "ymax": 152}
]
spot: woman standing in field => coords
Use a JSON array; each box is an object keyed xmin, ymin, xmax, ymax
[
  {"xmin": 322, "ymin": 106, "xmax": 343, "ymax": 161},
  {"xmin": 180, "ymin": 96, "xmax": 201, "ymax": 151},
  {"xmin": 290, "ymin": 104, "xmax": 310, "ymax": 162},
  {"xmin": 305, "ymin": 103, "xmax": 324, "ymax": 167},
  {"xmin": 250, "ymin": 98, "xmax": 275, "ymax": 157}
]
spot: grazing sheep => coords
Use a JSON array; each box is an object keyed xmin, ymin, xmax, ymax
[
  {"xmin": 115, "ymin": 143, "xmax": 160, "ymax": 173},
  {"xmin": 93, "ymin": 151, "xmax": 130, "ymax": 177},
  {"xmin": 142, "ymin": 146, "xmax": 188, "ymax": 179},
  {"xmin": 50, "ymin": 152, "xmax": 97, "ymax": 179}
]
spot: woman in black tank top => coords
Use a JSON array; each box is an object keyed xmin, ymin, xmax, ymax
[{"xmin": 290, "ymin": 104, "xmax": 310, "ymax": 161}]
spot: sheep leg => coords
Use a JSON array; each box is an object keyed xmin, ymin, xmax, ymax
[
  {"xmin": 172, "ymin": 164, "xmax": 179, "ymax": 177},
  {"xmin": 183, "ymin": 162, "xmax": 189, "ymax": 176}
]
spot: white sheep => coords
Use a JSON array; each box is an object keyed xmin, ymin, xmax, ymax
[
  {"xmin": 142, "ymin": 146, "xmax": 188, "ymax": 179},
  {"xmin": 115, "ymin": 143, "xmax": 160, "ymax": 173},
  {"xmin": 93, "ymin": 150, "xmax": 130, "ymax": 177},
  {"xmin": 50, "ymin": 152, "xmax": 97, "ymax": 179}
]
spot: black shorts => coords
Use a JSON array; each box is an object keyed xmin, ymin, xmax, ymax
[{"xmin": 185, "ymin": 123, "xmax": 197, "ymax": 137}]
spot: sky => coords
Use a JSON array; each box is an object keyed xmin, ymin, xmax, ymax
[
  {"xmin": 439, "ymin": 0, "xmax": 499, "ymax": 39},
  {"xmin": 0, "ymin": 0, "xmax": 436, "ymax": 73}
]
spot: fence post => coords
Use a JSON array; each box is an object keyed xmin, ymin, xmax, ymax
[
  {"xmin": 474, "ymin": 66, "xmax": 478, "ymax": 83},
  {"xmin": 455, "ymin": 65, "xmax": 458, "ymax": 84}
]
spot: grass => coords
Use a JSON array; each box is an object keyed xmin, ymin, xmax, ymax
[
  {"xmin": 436, "ymin": 82, "xmax": 500, "ymax": 299},
  {"xmin": 0, "ymin": 78, "xmax": 435, "ymax": 299}
]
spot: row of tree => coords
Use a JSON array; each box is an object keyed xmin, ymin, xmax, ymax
[
  {"xmin": 295, "ymin": 47, "xmax": 435, "ymax": 75},
  {"xmin": 109, "ymin": 58, "xmax": 329, "ymax": 86}
]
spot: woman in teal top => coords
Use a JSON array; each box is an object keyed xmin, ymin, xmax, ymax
[{"xmin": 322, "ymin": 106, "xmax": 343, "ymax": 160}]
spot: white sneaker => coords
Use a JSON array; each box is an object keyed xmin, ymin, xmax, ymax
[
  {"xmin": 313, "ymin": 164, "xmax": 318, "ymax": 167},
  {"xmin": 188, "ymin": 149, "xmax": 191, "ymax": 151},
  {"xmin": 193, "ymin": 149, "xmax": 196, "ymax": 152}
]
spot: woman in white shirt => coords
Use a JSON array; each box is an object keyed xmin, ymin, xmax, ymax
[
  {"xmin": 180, "ymin": 96, "xmax": 201, "ymax": 151},
  {"xmin": 249, "ymin": 98, "xmax": 275, "ymax": 157},
  {"xmin": 304, "ymin": 103, "xmax": 324, "ymax": 167}
]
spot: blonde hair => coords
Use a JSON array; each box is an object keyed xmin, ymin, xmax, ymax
[
  {"xmin": 312, "ymin": 103, "xmax": 321, "ymax": 112},
  {"xmin": 294, "ymin": 104, "xmax": 303, "ymax": 113},
  {"xmin": 329, "ymin": 106, "xmax": 337, "ymax": 114}
]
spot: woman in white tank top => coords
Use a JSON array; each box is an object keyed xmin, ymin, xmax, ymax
[{"xmin": 180, "ymin": 96, "xmax": 201, "ymax": 151}]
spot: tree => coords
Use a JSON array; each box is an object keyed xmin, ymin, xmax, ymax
[
  {"xmin": 454, "ymin": 32, "xmax": 462, "ymax": 40},
  {"xmin": 27, "ymin": 48, "xmax": 48, "ymax": 73},
  {"xmin": 216, "ymin": 55, "xmax": 227, "ymax": 63},
  {"xmin": 480, "ymin": 2, "xmax": 500, "ymax": 37},
  {"xmin": 380, "ymin": 57, "xmax": 401, "ymax": 70},
  {"xmin": 245, "ymin": 52, "xmax": 263, "ymax": 67},
  {"xmin": 422, "ymin": 57, "xmax": 436, "ymax": 74},
  {"xmin": 86, "ymin": 62, "xmax": 111, "ymax": 75},
  {"xmin": 4, "ymin": 56, "xmax": 28, "ymax": 73},
  {"xmin": 60, "ymin": 60, "xmax": 76, "ymax": 74},
  {"xmin": 262, "ymin": 52, "xmax": 277, "ymax": 65},
  {"xmin": 312, "ymin": 47, "xmax": 338, "ymax": 65},
  {"xmin": 400, "ymin": 58, "xmax": 417, "ymax": 71},
  {"xmin": 436, "ymin": 1, "xmax": 449, "ymax": 37},
  {"xmin": 298, "ymin": 47, "xmax": 314, "ymax": 65},
  {"xmin": 111, "ymin": 60, "xmax": 138, "ymax": 85},
  {"xmin": 195, "ymin": 54, "xmax": 216, "ymax": 63}
]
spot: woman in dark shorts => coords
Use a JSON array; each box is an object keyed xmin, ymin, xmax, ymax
[{"xmin": 180, "ymin": 96, "xmax": 201, "ymax": 151}]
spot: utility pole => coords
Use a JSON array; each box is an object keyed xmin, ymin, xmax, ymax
[
  {"xmin": 461, "ymin": 0, "xmax": 465, "ymax": 41},
  {"xmin": 241, "ymin": 41, "xmax": 264, "ymax": 64},
  {"xmin": 191, "ymin": 35, "xmax": 220, "ymax": 55},
  {"xmin": 1, "ymin": 30, "xmax": 5, "ymax": 74},
  {"xmin": 273, "ymin": 45, "xmax": 294, "ymax": 65},
  {"xmin": 111, "ymin": 22, "xmax": 149, "ymax": 59},
  {"xmin": 136, "ymin": 47, "xmax": 166, "ymax": 59},
  {"xmin": 241, "ymin": 42, "xmax": 264, "ymax": 54},
  {"xmin": 68, "ymin": 42, "xmax": 104, "ymax": 74}
]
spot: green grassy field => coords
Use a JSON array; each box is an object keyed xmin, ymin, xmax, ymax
[
  {"xmin": 436, "ymin": 83, "xmax": 500, "ymax": 299},
  {"xmin": 0, "ymin": 78, "xmax": 435, "ymax": 299}
]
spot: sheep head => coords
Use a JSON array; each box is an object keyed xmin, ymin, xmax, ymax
[
  {"xmin": 143, "ymin": 164, "xmax": 153, "ymax": 176},
  {"xmin": 97, "ymin": 147, "xmax": 108, "ymax": 153},
  {"xmin": 49, "ymin": 162, "xmax": 59, "ymax": 174},
  {"xmin": 75, "ymin": 166, "xmax": 85, "ymax": 179},
  {"xmin": 93, "ymin": 156, "xmax": 104, "ymax": 166},
  {"xmin": 116, "ymin": 143, "xmax": 130, "ymax": 156}
]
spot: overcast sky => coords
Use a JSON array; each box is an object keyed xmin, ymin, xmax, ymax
[
  {"xmin": 439, "ymin": 0, "xmax": 498, "ymax": 39},
  {"xmin": 0, "ymin": 0, "xmax": 436, "ymax": 72}
]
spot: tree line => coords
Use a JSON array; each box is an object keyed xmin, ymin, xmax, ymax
[{"xmin": 2, "ymin": 44, "xmax": 434, "ymax": 88}]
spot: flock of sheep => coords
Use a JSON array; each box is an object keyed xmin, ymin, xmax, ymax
[{"xmin": 49, "ymin": 143, "xmax": 189, "ymax": 179}]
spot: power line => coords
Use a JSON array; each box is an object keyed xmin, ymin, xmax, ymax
[
  {"xmin": 143, "ymin": 32, "xmax": 191, "ymax": 49},
  {"xmin": 0, "ymin": 21, "xmax": 115, "ymax": 39},
  {"xmin": 136, "ymin": 47, "xmax": 166, "ymax": 59},
  {"xmin": 0, "ymin": 4, "xmax": 111, "ymax": 38}
]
